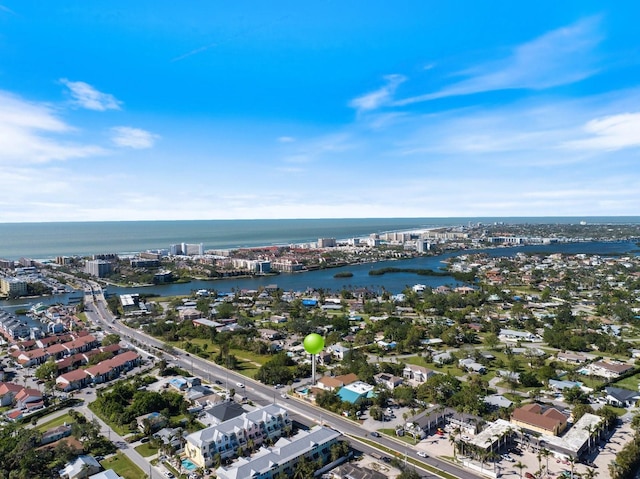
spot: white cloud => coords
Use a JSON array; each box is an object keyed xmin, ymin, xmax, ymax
[
  {"xmin": 0, "ymin": 90, "xmax": 104, "ymax": 164},
  {"xmin": 563, "ymin": 112, "xmax": 640, "ymax": 151},
  {"xmin": 395, "ymin": 17, "xmax": 602, "ymax": 105},
  {"xmin": 277, "ymin": 136, "xmax": 295, "ymax": 143},
  {"xmin": 349, "ymin": 74, "xmax": 406, "ymax": 112},
  {"xmin": 111, "ymin": 126, "xmax": 159, "ymax": 149},
  {"xmin": 60, "ymin": 79, "xmax": 122, "ymax": 111}
]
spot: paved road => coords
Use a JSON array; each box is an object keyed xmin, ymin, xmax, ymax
[{"xmin": 82, "ymin": 283, "xmax": 482, "ymax": 479}]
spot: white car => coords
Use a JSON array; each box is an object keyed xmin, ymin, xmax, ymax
[
  {"xmin": 417, "ymin": 451, "xmax": 428, "ymax": 458},
  {"xmin": 236, "ymin": 382, "xmax": 245, "ymax": 388}
]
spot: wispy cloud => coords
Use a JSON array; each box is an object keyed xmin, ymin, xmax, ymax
[
  {"xmin": 395, "ymin": 17, "xmax": 602, "ymax": 106},
  {"xmin": 60, "ymin": 79, "xmax": 122, "ymax": 111},
  {"xmin": 563, "ymin": 112, "xmax": 640, "ymax": 151},
  {"xmin": 277, "ymin": 136, "xmax": 295, "ymax": 143},
  {"xmin": 0, "ymin": 90, "xmax": 104, "ymax": 164},
  {"xmin": 349, "ymin": 74, "xmax": 406, "ymax": 112},
  {"xmin": 111, "ymin": 126, "xmax": 159, "ymax": 149}
]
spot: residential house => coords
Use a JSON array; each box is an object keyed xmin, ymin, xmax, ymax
[
  {"xmin": 41, "ymin": 425, "xmax": 73, "ymax": 445},
  {"xmin": 136, "ymin": 412, "xmax": 167, "ymax": 433},
  {"xmin": 328, "ymin": 343, "xmax": 351, "ymax": 360},
  {"xmin": 402, "ymin": 364, "xmax": 435, "ymax": 383},
  {"xmin": 458, "ymin": 358, "xmax": 486, "ymax": 374},
  {"xmin": 605, "ymin": 387, "xmax": 640, "ymax": 408},
  {"xmin": 316, "ymin": 373, "xmax": 358, "ymax": 392},
  {"xmin": 588, "ymin": 361, "xmax": 634, "ymax": 379},
  {"xmin": 557, "ymin": 352, "xmax": 589, "ymax": 364},
  {"xmin": 0, "ymin": 382, "xmax": 24, "ymax": 406},
  {"xmin": 88, "ymin": 471, "xmax": 124, "ymax": 479},
  {"xmin": 59, "ymin": 455, "xmax": 101, "ymax": 479},
  {"xmin": 15, "ymin": 387, "xmax": 43, "ymax": 410},
  {"xmin": 433, "ymin": 352, "xmax": 453, "ymax": 365},
  {"xmin": 373, "ymin": 373, "xmax": 404, "ymax": 390}
]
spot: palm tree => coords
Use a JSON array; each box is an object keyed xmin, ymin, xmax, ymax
[
  {"xmin": 487, "ymin": 450, "xmax": 500, "ymax": 475},
  {"xmin": 514, "ymin": 461, "xmax": 527, "ymax": 479},
  {"xmin": 583, "ymin": 467, "xmax": 599, "ymax": 479},
  {"xmin": 449, "ymin": 434, "xmax": 459, "ymax": 460},
  {"xmin": 583, "ymin": 423, "xmax": 596, "ymax": 454},
  {"xmin": 540, "ymin": 447, "xmax": 551, "ymax": 475},
  {"xmin": 568, "ymin": 456, "xmax": 577, "ymax": 479}
]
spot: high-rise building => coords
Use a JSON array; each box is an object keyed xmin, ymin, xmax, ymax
[{"xmin": 85, "ymin": 260, "xmax": 112, "ymax": 278}]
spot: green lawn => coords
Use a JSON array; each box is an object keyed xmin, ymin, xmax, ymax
[
  {"xmin": 403, "ymin": 355, "xmax": 467, "ymax": 377},
  {"xmin": 36, "ymin": 413, "xmax": 76, "ymax": 432},
  {"xmin": 134, "ymin": 443, "xmax": 159, "ymax": 457},
  {"xmin": 101, "ymin": 453, "xmax": 146, "ymax": 479},
  {"xmin": 380, "ymin": 428, "xmax": 421, "ymax": 445},
  {"xmin": 614, "ymin": 373, "xmax": 640, "ymax": 391}
]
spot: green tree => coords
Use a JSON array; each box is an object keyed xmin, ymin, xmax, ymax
[{"xmin": 35, "ymin": 358, "xmax": 58, "ymax": 381}]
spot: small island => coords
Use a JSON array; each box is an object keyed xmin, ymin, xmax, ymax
[{"xmin": 333, "ymin": 271, "xmax": 354, "ymax": 278}]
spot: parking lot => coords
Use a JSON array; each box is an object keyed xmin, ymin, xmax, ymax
[{"xmin": 405, "ymin": 419, "xmax": 633, "ymax": 479}]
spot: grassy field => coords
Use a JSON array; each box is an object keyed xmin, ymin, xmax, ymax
[
  {"xmin": 36, "ymin": 413, "xmax": 76, "ymax": 432},
  {"xmin": 101, "ymin": 453, "xmax": 146, "ymax": 479}
]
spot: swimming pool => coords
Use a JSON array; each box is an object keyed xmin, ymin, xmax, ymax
[{"xmin": 182, "ymin": 458, "xmax": 197, "ymax": 471}]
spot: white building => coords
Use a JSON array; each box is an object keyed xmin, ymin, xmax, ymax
[
  {"xmin": 215, "ymin": 426, "xmax": 340, "ymax": 479},
  {"xmin": 184, "ymin": 404, "xmax": 291, "ymax": 468}
]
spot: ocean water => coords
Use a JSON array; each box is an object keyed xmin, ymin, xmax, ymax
[{"xmin": 1, "ymin": 216, "xmax": 639, "ymax": 260}]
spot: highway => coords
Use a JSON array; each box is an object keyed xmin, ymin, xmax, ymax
[{"xmin": 83, "ymin": 283, "xmax": 480, "ymax": 479}]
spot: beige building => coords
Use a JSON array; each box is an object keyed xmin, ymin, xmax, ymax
[
  {"xmin": 511, "ymin": 404, "xmax": 567, "ymax": 436},
  {"xmin": 0, "ymin": 278, "xmax": 27, "ymax": 297}
]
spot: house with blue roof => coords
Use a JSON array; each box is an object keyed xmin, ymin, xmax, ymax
[{"xmin": 337, "ymin": 381, "xmax": 375, "ymax": 404}]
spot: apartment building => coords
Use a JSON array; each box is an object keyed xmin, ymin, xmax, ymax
[
  {"xmin": 184, "ymin": 404, "xmax": 291, "ymax": 468},
  {"xmin": 215, "ymin": 426, "xmax": 340, "ymax": 479}
]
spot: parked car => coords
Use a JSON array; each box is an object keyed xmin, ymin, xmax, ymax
[{"xmin": 525, "ymin": 473, "xmax": 535, "ymax": 479}]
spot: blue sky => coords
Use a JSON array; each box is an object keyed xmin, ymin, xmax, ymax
[{"xmin": 1, "ymin": 1, "xmax": 639, "ymax": 222}]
